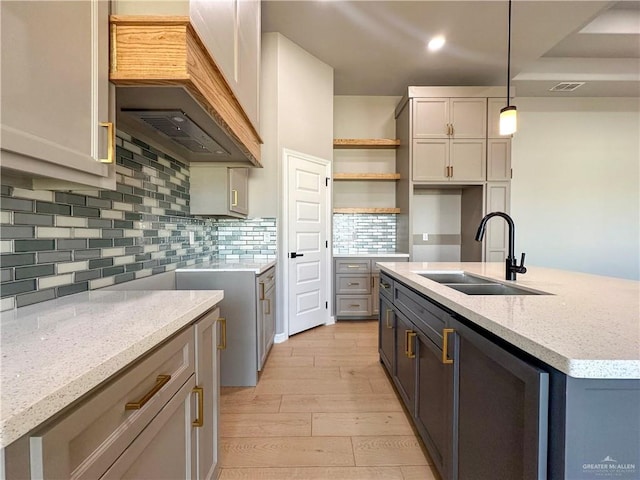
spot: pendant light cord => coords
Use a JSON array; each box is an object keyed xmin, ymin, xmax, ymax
[{"xmin": 506, "ymin": 0, "xmax": 512, "ymax": 107}]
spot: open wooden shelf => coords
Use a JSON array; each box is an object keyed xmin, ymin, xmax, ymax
[
  {"xmin": 333, "ymin": 173, "xmax": 401, "ymax": 181},
  {"xmin": 333, "ymin": 207, "xmax": 401, "ymax": 214},
  {"xmin": 333, "ymin": 138, "xmax": 400, "ymax": 149}
]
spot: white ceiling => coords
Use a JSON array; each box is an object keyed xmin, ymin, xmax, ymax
[{"xmin": 262, "ymin": 0, "xmax": 640, "ymax": 97}]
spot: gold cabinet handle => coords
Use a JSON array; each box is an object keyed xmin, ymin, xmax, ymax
[
  {"xmin": 404, "ymin": 330, "xmax": 410, "ymax": 357},
  {"xmin": 385, "ymin": 309, "xmax": 393, "ymax": 329},
  {"xmin": 442, "ymin": 328, "xmax": 454, "ymax": 364},
  {"xmin": 265, "ymin": 298, "xmax": 271, "ymax": 314},
  {"xmin": 231, "ymin": 189, "xmax": 238, "ymax": 207},
  {"xmin": 259, "ymin": 281, "xmax": 265, "ymax": 300},
  {"xmin": 217, "ymin": 317, "xmax": 227, "ymax": 350},
  {"xmin": 349, "ymin": 304, "xmax": 361, "ymax": 308},
  {"xmin": 192, "ymin": 386, "xmax": 204, "ymax": 427},
  {"xmin": 346, "ymin": 265, "xmax": 360, "ymax": 268},
  {"xmin": 347, "ymin": 282, "xmax": 360, "ymax": 286},
  {"xmin": 407, "ymin": 331, "xmax": 417, "ymax": 359},
  {"xmin": 450, "ymin": 165, "xmax": 454, "ymax": 178},
  {"xmin": 380, "ymin": 282, "xmax": 390, "ymax": 289},
  {"xmin": 450, "ymin": 123, "xmax": 454, "ymax": 136},
  {"xmin": 99, "ymin": 122, "xmax": 114, "ymax": 164},
  {"xmin": 125, "ymin": 374, "xmax": 171, "ymax": 410}
]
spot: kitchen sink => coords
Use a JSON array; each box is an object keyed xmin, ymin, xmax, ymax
[
  {"xmin": 417, "ymin": 271, "xmax": 491, "ymax": 285},
  {"xmin": 444, "ymin": 283, "xmax": 546, "ymax": 296},
  {"xmin": 416, "ymin": 270, "xmax": 549, "ymax": 296}
]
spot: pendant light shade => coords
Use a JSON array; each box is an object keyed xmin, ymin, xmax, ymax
[
  {"xmin": 499, "ymin": 105, "xmax": 517, "ymax": 135},
  {"xmin": 502, "ymin": 0, "xmax": 517, "ymax": 135}
]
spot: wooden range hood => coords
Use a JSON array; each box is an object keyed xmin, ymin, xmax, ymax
[{"xmin": 110, "ymin": 16, "xmax": 262, "ymax": 167}]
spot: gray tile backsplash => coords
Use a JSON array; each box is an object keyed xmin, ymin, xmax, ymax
[
  {"xmin": 333, "ymin": 213, "xmax": 397, "ymax": 254},
  {"xmin": 1, "ymin": 130, "xmax": 277, "ymax": 311}
]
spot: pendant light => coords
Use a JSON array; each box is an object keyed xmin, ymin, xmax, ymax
[{"xmin": 499, "ymin": 0, "xmax": 517, "ymax": 135}]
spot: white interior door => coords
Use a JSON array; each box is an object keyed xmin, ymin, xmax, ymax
[{"xmin": 284, "ymin": 149, "xmax": 331, "ymax": 336}]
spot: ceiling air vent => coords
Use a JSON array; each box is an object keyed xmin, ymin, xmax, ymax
[
  {"xmin": 549, "ymin": 82, "xmax": 585, "ymax": 92},
  {"xmin": 123, "ymin": 110, "xmax": 231, "ymax": 156}
]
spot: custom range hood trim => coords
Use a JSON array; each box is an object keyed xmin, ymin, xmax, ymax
[{"xmin": 110, "ymin": 15, "xmax": 262, "ymax": 167}]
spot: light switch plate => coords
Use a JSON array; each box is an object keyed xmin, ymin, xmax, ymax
[{"xmin": 422, "ymin": 233, "xmax": 429, "ymax": 241}]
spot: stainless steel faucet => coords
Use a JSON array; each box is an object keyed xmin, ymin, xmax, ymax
[{"xmin": 475, "ymin": 212, "xmax": 527, "ymax": 281}]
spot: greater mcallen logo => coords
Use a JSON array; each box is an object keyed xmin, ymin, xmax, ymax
[{"xmin": 583, "ymin": 456, "xmax": 637, "ymax": 477}]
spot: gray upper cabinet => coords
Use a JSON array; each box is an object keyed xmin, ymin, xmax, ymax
[
  {"xmin": 190, "ymin": 165, "xmax": 249, "ymax": 218},
  {"xmin": 0, "ymin": 0, "xmax": 115, "ymax": 190}
]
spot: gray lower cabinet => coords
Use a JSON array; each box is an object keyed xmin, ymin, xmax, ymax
[
  {"xmin": 335, "ymin": 256, "xmax": 407, "ymax": 319},
  {"xmin": 4, "ymin": 308, "xmax": 221, "ymax": 480},
  {"xmin": 176, "ymin": 266, "xmax": 276, "ymax": 386},
  {"xmin": 379, "ymin": 273, "xmax": 549, "ymax": 480},
  {"xmin": 453, "ymin": 317, "xmax": 549, "ymax": 480}
]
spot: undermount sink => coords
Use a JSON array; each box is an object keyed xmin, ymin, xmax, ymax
[
  {"xmin": 415, "ymin": 271, "xmax": 549, "ymax": 296},
  {"xmin": 418, "ymin": 271, "xmax": 491, "ymax": 285},
  {"xmin": 445, "ymin": 283, "xmax": 545, "ymax": 296}
]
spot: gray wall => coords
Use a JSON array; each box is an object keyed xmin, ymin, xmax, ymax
[{"xmin": 511, "ymin": 97, "xmax": 640, "ymax": 280}]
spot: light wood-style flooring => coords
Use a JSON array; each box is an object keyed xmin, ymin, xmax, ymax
[{"xmin": 219, "ymin": 320, "xmax": 439, "ymax": 480}]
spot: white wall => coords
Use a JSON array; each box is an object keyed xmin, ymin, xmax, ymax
[
  {"xmin": 255, "ymin": 32, "xmax": 334, "ymax": 336},
  {"xmin": 250, "ymin": 32, "xmax": 334, "ymax": 217},
  {"xmin": 511, "ymin": 97, "xmax": 640, "ymax": 280}
]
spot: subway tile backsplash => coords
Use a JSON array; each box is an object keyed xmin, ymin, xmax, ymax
[
  {"xmin": 333, "ymin": 213, "xmax": 397, "ymax": 254},
  {"xmin": 1, "ymin": 130, "xmax": 277, "ymax": 311}
]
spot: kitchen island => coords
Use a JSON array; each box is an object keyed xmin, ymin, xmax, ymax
[
  {"xmin": 378, "ymin": 262, "xmax": 639, "ymax": 480},
  {"xmin": 1, "ymin": 289, "xmax": 223, "ymax": 478}
]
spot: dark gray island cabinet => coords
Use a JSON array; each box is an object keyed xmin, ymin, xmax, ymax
[{"xmin": 379, "ymin": 270, "xmax": 640, "ymax": 480}]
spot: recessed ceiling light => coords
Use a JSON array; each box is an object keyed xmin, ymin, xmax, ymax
[{"xmin": 427, "ymin": 36, "xmax": 446, "ymax": 51}]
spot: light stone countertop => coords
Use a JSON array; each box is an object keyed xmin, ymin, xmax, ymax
[
  {"xmin": 0, "ymin": 289, "xmax": 223, "ymax": 448},
  {"xmin": 334, "ymin": 253, "xmax": 410, "ymax": 258},
  {"xmin": 176, "ymin": 259, "xmax": 276, "ymax": 274},
  {"xmin": 379, "ymin": 262, "xmax": 640, "ymax": 380}
]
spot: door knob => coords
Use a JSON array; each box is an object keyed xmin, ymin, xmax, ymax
[{"xmin": 289, "ymin": 252, "xmax": 305, "ymax": 258}]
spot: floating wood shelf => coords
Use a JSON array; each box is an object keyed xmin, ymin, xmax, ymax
[
  {"xmin": 333, "ymin": 173, "xmax": 401, "ymax": 181},
  {"xmin": 333, "ymin": 208, "xmax": 401, "ymax": 214},
  {"xmin": 333, "ymin": 138, "xmax": 400, "ymax": 149}
]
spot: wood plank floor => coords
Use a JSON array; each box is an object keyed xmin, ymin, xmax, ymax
[{"xmin": 219, "ymin": 320, "xmax": 440, "ymax": 480}]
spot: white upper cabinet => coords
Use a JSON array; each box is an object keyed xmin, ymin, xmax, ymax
[
  {"xmin": 0, "ymin": 0, "xmax": 115, "ymax": 190},
  {"xmin": 413, "ymin": 98, "xmax": 486, "ymax": 139}
]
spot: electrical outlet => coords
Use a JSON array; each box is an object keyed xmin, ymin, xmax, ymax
[
  {"xmin": 422, "ymin": 233, "xmax": 429, "ymax": 242},
  {"xmin": 263, "ymin": 232, "xmax": 270, "ymax": 243},
  {"xmin": 188, "ymin": 231, "xmax": 195, "ymax": 245}
]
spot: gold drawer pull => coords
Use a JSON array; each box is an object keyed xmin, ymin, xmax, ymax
[
  {"xmin": 265, "ymin": 298, "xmax": 271, "ymax": 314},
  {"xmin": 259, "ymin": 281, "xmax": 265, "ymax": 300},
  {"xmin": 192, "ymin": 386, "xmax": 204, "ymax": 427},
  {"xmin": 349, "ymin": 304, "xmax": 361, "ymax": 308},
  {"xmin": 231, "ymin": 189, "xmax": 238, "ymax": 207},
  {"xmin": 217, "ymin": 317, "xmax": 227, "ymax": 350},
  {"xmin": 347, "ymin": 282, "xmax": 360, "ymax": 286},
  {"xmin": 99, "ymin": 122, "xmax": 114, "ymax": 164},
  {"xmin": 346, "ymin": 265, "xmax": 360, "ymax": 268},
  {"xmin": 125, "ymin": 374, "xmax": 171, "ymax": 410},
  {"xmin": 407, "ymin": 331, "xmax": 417, "ymax": 359},
  {"xmin": 442, "ymin": 328, "xmax": 455, "ymax": 364},
  {"xmin": 380, "ymin": 282, "xmax": 390, "ymax": 289},
  {"xmin": 385, "ymin": 309, "xmax": 393, "ymax": 329}
]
